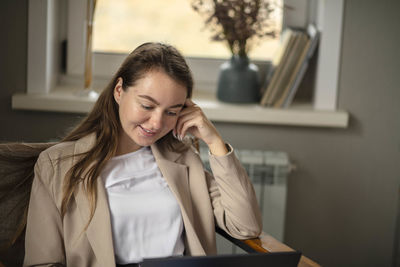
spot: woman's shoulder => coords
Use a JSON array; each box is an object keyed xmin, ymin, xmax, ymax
[
  {"xmin": 38, "ymin": 134, "xmax": 95, "ymax": 165},
  {"xmin": 39, "ymin": 140, "xmax": 77, "ymax": 161},
  {"xmin": 34, "ymin": 136, "xmax": 94, "ymax": 190}
]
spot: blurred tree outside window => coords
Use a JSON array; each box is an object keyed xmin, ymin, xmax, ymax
[{"xmin": 93, "ymin": 0, "xmax": 283, "ymax": 60}]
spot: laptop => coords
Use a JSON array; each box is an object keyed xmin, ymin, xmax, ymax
[{"xmin": 137, "ymin": 251, "xmax": 302, "ymax": 267}]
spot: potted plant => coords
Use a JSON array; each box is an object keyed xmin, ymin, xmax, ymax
[{"xmin": 192, "ymin": 0, "xmax": 279, "ymax": 103}]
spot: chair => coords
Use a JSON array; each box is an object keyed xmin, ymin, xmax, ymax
[
  {"xmin": 0, "ymin": 142, "xmax": 54, "ymax": 266},
  {"xmin": 0, "ymin": 142, "xmax": 320, "ymax": 267}
]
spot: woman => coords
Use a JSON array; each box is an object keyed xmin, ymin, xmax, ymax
[{"xmin": 23, "ymin": 42, "xmax": 262, "ymax": 267}]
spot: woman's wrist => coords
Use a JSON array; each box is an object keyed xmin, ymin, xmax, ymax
[{"xmin": 207, "ymin": 137, "xmax": 228, "ymax": 156}]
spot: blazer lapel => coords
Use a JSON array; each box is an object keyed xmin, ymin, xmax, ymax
[
  {"xmin": 72, "ymin": 134, "xmax": 116, "ymax": 267},
  {"xmin": 151, "ymin": 143, "xmax": 205, "ymax": 255}
]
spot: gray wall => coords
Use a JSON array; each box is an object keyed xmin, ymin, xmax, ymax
[
  {"xmin": 0, "ymin": 1, "xmax": 83, "ymax": 142},
  {"xmin": 1, "ymin": 0, "xmax": 399, "ymax": 266}
]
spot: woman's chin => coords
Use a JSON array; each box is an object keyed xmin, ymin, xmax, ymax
[{"xmin": 133, "ymin": 134, "xmax": 160, "ymax": 147}]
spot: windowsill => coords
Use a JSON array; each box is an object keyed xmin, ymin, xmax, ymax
[{"xmin": 12, "ymin": 87, "xmax": 349, "ymax": 128}]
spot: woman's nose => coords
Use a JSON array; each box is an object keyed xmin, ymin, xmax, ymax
[{"xmin": 149, "ymin": 112, "xmax": 163, "ymax": 130}]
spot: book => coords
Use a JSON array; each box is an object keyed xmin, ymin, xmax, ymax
[
  {"xmin": 260, "ymin": 24, "xmax": 320, "ymax": 108},
  {"xmin": 260, "ymin": 28, "xmax": 296, "ymax": 106},
  {"xmin": 267, "ymin": 31, "xmax": 308, "ymax": 106},
  {"xmin": 261, "ymin": 29, "xmax": 293, "ymax": 93},
  {"xmin": 273, "ymin": 36, "xmax": 311, "ymax": 108},
  {"xmin": 277, "ymin": 24, "xmax": 320, "ymax": 108}
]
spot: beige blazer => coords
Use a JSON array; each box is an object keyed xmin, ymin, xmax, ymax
[{"xmin": 24, "ymin": 134, "xmax": 262, "ymax": 267}]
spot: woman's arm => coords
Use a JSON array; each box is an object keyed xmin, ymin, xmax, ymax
[
  {"xmin": 24, "ymin": 152, "xmax": 65, "ymax": 267},
  {"xmin": 206, "ymin": 147, "xmax": 263, "ymax": 239},
  {"xmin": 175, "ymin": 99, "xmax": 262, "ymax": 238}
]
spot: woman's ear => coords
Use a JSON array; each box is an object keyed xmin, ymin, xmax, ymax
[{"xmin": 113, "ymin": 77, "xmax": 123, "ymax": 104}]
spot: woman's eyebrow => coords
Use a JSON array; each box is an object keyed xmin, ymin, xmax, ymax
[{"xmin": 138, "ymin": 95, "xmax": 184, "ymax": 108}]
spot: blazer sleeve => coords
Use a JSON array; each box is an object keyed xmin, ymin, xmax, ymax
[
  {"xmin": 24, "ymin": 152, "xmax": 66, "ymax": 267},
  {"xmin": 206, "ymin": 144, "xmax": 263, "ymax": 239}
]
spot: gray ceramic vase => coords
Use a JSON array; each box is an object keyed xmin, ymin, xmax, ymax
[{"xmin": 217, "ymin": 55, "xmax": 260, "ymax": 103}]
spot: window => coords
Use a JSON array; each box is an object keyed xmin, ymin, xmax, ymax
[
  {"xmin": 93, "ymin": 0, "xmax": 283, "ymax": 61},
  {"xmin": 71, "ymin": 0, "xmax": 304, "ymax": 90}
]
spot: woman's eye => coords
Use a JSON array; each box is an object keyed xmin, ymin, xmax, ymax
[
  {"xmin": 141, "ymin": 104, "xmax": 153, "ymax": 110},
  {"xmin": 166, "ymin": 111, "xmax": 177, "ymax": 116}
]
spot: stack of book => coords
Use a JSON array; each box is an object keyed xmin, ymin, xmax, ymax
[{"xmin": 260, "ymin": 24, "xmax": 319, "ymax": 108}]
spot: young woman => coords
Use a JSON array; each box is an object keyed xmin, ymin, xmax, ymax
[{"xmin": 23, "ymin": 42, "xmax": 262, "ymax": 267}]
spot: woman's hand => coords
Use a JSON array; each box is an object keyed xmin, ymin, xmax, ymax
[{"xmin": 174, "ymin": 99, "xmax": 228, "ymax": 156}]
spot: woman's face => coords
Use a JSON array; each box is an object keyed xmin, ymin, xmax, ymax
[{"xmin": 114, "ymin": 69, "xmax": 187, "ymax": 155}]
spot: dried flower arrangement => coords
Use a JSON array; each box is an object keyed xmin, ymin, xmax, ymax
[{"xmin": 191, "ymin": 0, "xmax": 280, "ymax": 57}]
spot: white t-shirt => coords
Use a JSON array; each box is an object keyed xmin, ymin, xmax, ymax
[{"xmin": 101, "ymin": 146, "xmax": 184, "ymax": 264}]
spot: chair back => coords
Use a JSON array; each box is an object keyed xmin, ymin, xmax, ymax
[{"xmin": 0, "ymin": 142, "xmax": 54, "ymax": 266}]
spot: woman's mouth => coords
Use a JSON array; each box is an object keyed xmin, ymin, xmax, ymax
[{"xmin": 138, "ymin": 125, "xmax": 156, "ymax": 137}]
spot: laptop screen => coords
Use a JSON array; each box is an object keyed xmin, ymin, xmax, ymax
[{"xmin": 138, "ymin": 251, "xmax": 301, "ymax": 267}]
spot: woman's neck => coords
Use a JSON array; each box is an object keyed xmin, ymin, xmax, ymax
[{"xmin": 116, "ymin": 132, "xmax": 142, "ymax": 156}]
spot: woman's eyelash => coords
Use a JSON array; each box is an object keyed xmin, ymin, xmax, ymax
[
  {"xmin": 141, "ymin": 104, "xmax": 153, "ymax": 110},
  {"xmin": 141, "ymin": 104, "xmax": 177, "ymax": 116},
  {"xmin": 166, "ymin": 111, "xmax": 177, "ymax": 116}
]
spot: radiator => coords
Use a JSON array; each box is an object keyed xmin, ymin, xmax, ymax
[{"xmin": 199, "ymin": 146, "xmax": 293, "ymax": 254}]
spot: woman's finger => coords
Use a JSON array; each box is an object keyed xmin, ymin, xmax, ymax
[
  {"xmin": 179, "ymin": 103, "xmax": 200, "ymax": 117},
  {"xmin": 175, "ymin": 103, "xmax": 202, "ymax": 134},
  {"xmin": 175, "ymin": 99, "xmax": 221, "ymax": 143},
  {"xmin": 180, "ymin": 119, "xmax": 200, "ymax": 140},
  {"xmin": 175, "ymin": 111, "xmax": 199, "ymax": 138},
  {"xmin": 184, "ymin": 98, "xmax": 196, "ymax": 107}
]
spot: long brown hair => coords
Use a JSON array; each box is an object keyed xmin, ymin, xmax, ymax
[
  {"xmin": 60, "ymin": 42, "xmax": 193, "ymax": 226},
  {"xmin": 0, "ymin": 43, "xmax": 193, "ymax": 254}
]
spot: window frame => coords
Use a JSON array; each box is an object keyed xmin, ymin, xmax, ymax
[{"xmin": 26, "ymin": 0, "xmax": 344, "ymax": 111}]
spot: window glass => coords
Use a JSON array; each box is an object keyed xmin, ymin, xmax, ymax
[{"xmin": 93, "ymin": 0, "xmax": 283, "ymax": 60}]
